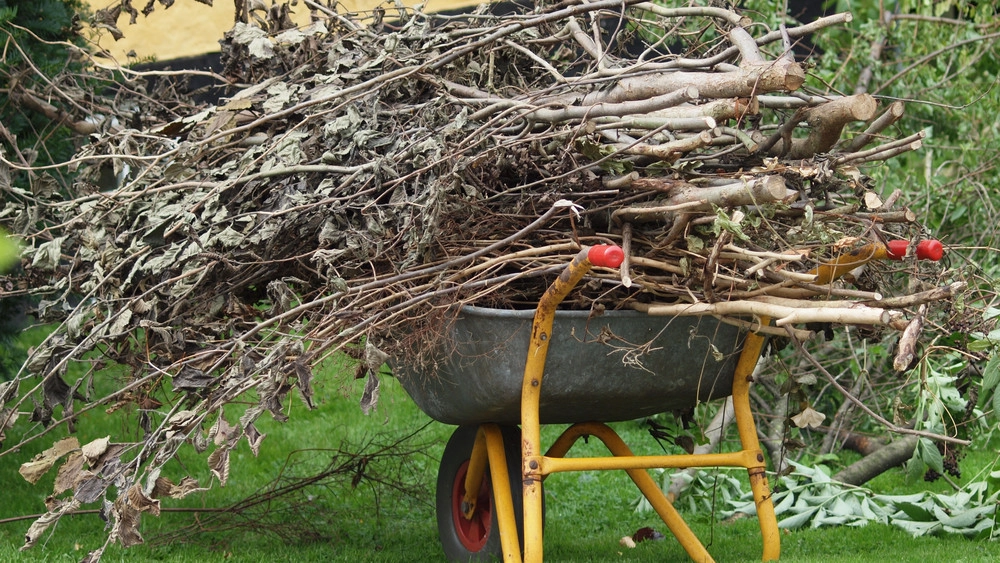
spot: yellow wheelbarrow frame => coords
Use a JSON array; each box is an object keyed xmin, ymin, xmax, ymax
[
  {"xmin": 413, "ymin": 239, "xmax": 942, "ymax": 562},
  {"xmin": 458, "ymin": 245, "xmax": 776, "ymax": 563}
]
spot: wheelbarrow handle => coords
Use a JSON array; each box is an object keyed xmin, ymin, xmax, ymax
[
  {"xmin": 885, "ymin": 239, "xmax": 944, "ymax": 261},
  {"xmin": 811, "ymin": 239, "xmax": 943, "ymax": 285},
  {"xmin": 588, "ymin": 244, "xmax": 625, "ymax": 268}
]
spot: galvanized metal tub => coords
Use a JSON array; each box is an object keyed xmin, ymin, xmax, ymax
[{"xmin": 392, "ymin": 306, "xmax": 746, "ymax": 425}]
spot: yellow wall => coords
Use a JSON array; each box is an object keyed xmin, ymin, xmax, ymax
[{"xmin": 85, "ymin": 0, "xmax": 484, "ymax": 61}]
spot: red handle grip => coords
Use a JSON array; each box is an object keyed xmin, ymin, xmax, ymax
[
  {"xmin": 885, "ymin": 240, "xmax": 944, "ymax": 261},
  {"xmin": 588, "ymin": 244, "xmax": 624, "ymax": 268}
]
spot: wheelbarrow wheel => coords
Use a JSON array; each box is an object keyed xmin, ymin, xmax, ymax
[{"xmin": 436, "ymin": 425, "xmax": 533, "ymax": 562}]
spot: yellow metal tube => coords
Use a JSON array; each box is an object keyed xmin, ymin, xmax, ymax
[
  {"xmin": 481, "ymin": 424, "xmax": 522, "ymax": 563},
  {"xmin": 461, "ymin": 427, "xmax": 490, "ymax": 520},
  {"xmin": 730, "ymin": 322, "xmax": 780, "ymax": 562},
  {"xmin": 521, "ymin": 248, "xmax": 600, "ymax": 563},
  {"xmin": 542, "ymin": 422, "xmax": 714, "ymax": 563},
  {"xmin": 537, "ymin": 451, "xmax": 758, "ymax": 473}
]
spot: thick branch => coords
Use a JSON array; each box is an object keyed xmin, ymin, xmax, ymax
[
  {"xmin": 832, "ymin": 435, "xmax": 919, "ymax": 486},
  {"xmin": 611, "ymin": 175, "xmax": 795, "ymax": 222},
  {"xmin": 582, "ymin": 59, "xmax": 805, "ymax": 105},
  {"xmin": 632, "ymin": 299, "xmax": 901, "ymax": 328},
  {"xmin": 843, "ymin": 101, "xmax": 906, "ymax": 152},
  {"xmin": 12, "ymin": 88, "xmax": 99, "ymax": 136},
  {"xmin": 767, "ymin": 94, "xmax": 878, "ymax": 158}
]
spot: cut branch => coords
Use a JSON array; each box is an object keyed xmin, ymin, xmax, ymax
[
  {"xmin": 767, "ymin": 94, "xmax": 878, "ymax": 158},
  {"xmin": 832, "ymin": 435, "xmax": 919, "ymax": 486}
]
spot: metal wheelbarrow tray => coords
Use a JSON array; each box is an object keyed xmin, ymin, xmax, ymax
[{"xmin": 394, "ymin": 305, "xmax": 745, "ymax": 425}]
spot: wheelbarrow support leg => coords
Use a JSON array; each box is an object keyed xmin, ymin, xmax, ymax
[
  {"xmin": 461, "ymin": 425, "xmax": 523, "ymax": 562},
  {"xmin": 732, "ymin": 326, "xmax": 780, "ymax": 562},
  {"xmin": 545, "ymin": 422, "xmax": 715, "ymax": 563}
]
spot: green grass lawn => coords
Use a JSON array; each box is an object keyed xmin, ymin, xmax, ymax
[{"xmin": 1, "ymin": 365, "xmax": 998, "ymax": 562}]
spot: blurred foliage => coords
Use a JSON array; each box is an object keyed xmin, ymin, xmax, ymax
[
  {"xmin": 0, "ymin": 0, "xmax": 89, "ymax": 377},
  {"xmin": 0, "ymin": 0, "xmax": 89, "ymax": 181}
]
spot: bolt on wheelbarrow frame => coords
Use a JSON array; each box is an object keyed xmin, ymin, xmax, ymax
[{"xmin": 442, "ymin": 239, "xmax": 943, "ymax": 563}]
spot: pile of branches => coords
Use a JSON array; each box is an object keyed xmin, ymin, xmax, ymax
[{"xmin": 0, "ymin": 0, "xmax": 962, "ymax": 558}]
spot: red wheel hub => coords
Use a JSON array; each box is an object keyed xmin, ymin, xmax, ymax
[{"xmin": 451, "ymin": 460, "xmax": 493, "ymax": 551}]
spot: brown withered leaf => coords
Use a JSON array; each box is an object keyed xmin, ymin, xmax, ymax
[
  {"xmin": 53, "ymin": 451, "xmax": 86, "ymax": 496},
  {"xmin": 632, "ymin": 526, "xmax": 666, "ymax": 543},
  {"xmin": 21, "ymin": 497, "xmax": 80, "ymax": 550},
  {"xmin": 209, "ymin": 414, "xmax": 239, "ymax": 447},
  {"xmin": 89, "ymin": 443, "xmax": 126, "ymax": 474},
  {"xmin": 151, "ymin": 476, "xmax": 205, "ymax": 499},
  {"xmin": 292, "ymin": 354, "xmax": 315, "ymax": 409},
  {"xmin": 74, "ymin": 472, "xmax": 108, "ymax": 504},
  {"xmin": 360, "ymin": 371, "xmax": 380, "ymax": 415},
  {"xmin": 19, "ymin": 436, "xmax": 79, "ymax": 484},
  {"xmin": 244, "ymin": 422, "xmax": 265, "ymax": 457},
  {"xmin": 790, "ymin": 406, "xmax": 826, "ymax": 429},
  {"xmin": 79, "ymin": 546, "xmax": 105, "ymax": 563},
  {"xmin": 110, "ymin": 501, "xmax": 144, "ymax": 547},
  {"xmin": 173, "ymin": 366, "xmax": 215, "ymax": 391},
  {"xmin": 126, "ymin": 483, "xmax": 160, "ymax": 516},
  {"xmin": 0, "ymin": 407, "xmax": 18, "ymax": 445},
  {"xmin": 207, "ymin": 447, "xmax": 231, "ymax": 486}
]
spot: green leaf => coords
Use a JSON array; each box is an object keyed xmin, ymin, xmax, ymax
[
  {"xmin": 904, "ymin": 455, "xmax": 927, "ymax": 485},
  {"xmin": 892, "ymin": 519, "xmax": 942, "ymax": 537},
  {"xmin": 938, "ymin": 505, "xmax": 994, "ymax": 529},
  {"xmin": 779, "ymin": 506, "xmax": 820, "ymax": 529},
  {"xmin": 983, "ymin": 353, "xmax": 1000, "ymax": 394},
  {"xmin": 917, "ymin": 438, "xmax": 945, "ymax": 474},
  {"xmin": 967, "ymin": 339, "xmax": 994, "ymax": 353},
  {"xmin": 895, "ymin": 500, "xmax": 935, "ymax": 522}
]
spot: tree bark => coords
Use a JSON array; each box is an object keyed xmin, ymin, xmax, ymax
[
  {"xmin": 832, "ymin": 434, "xmax": 918, "ymax": 486},
  {"xmin": 766, "ymin": 94, "xmax": 878, "ymax": 158}
]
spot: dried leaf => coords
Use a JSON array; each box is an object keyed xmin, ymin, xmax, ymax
[
  {"xmin": 29, "ymin": 236, "xmax": 65, "ymax": 270},
  {"xmin": 863, "ymin": 191, "xmax": 883, "ymax": 209},
  {"xmin": 21, "ymin": 497, "xmax": 80, "ymax": 550},
  {"xmin": 19, "ymin": 437, "xmax": 79, "ymax": 484},
  {"xmin": 791, "ymin": 406, "xmax": 826, "ymax": 429},
  {"xmin": 79, "ymin": 546, "xmax": 105, "ymax": 563},
  {"xmin": 360, "ymin": 371, "xmax": 380, "ymax": 415},
  {"xmin": 230, "ymin": 22, "xmax": 274, "ymax": 59},
  {"xmin": 110, "ymin": 500, "xmax": 144, "ymax": 547},
  {"xmin": 245, "ymin": 422, "xmax": 266, "ymax": 456},
  {"xmin": 80, "ymin": 436, "xmax": 111, "ymax": 466},
  {"xmin": 207, "ymin": 447, "xmax": 231, "ymax": 486},
  {"xmin": 152, "ymin": 476, "xmax": 205, "ymax": 499},
  {"xmin": 126, "ymin": 483, "xmax": 160, "ymax": 516},
  {"xmin": 292, "ymin": 355, "xmax": 315, "ymax": 409},
  {"xmin": 0, "ymin": 407, "xmax": 18, "ymax": 445},
  {"xmin": 209, "ymin": 414, "xmax": 239, "ymax": 446},
  {"xmin": 74, "ymin": 472, "xmax": 108, "ymax": 504},
  {"xmin": 53, "ymin": 451, "xmax": 86, "ymax": 496},
  {"xmin": 632, "ymin": 526, "xmax": 666, "ymax": 543}
]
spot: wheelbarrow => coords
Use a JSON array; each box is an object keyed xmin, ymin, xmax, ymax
[{"xmin": 392, "ymin": 239, "xmax": 943, "ymax": 562}]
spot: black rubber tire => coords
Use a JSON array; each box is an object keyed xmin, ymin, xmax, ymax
[{"xmin": 436, "ymin": 425, "xmax": 526, "ymax": 562}]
